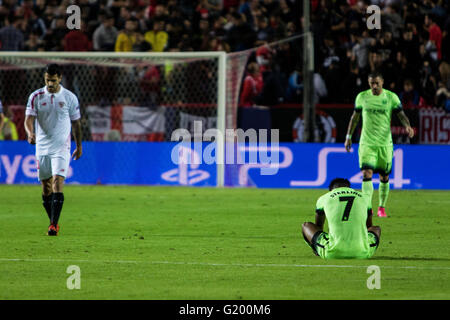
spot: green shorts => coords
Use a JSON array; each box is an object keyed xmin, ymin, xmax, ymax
[
  {"xmin": 358, "ymin": 144, "xmax": 393, "ymax": 175},
  {"xmin": 311, "ymin": 231, "xmax": 379, "ymax": 259}
]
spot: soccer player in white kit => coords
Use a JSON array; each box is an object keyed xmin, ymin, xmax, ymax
[{"xmin": 24, "ymin": 64, "xmax": 82, "ymax": 236}]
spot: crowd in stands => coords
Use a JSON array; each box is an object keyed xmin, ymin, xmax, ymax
[{"xmin": 0, "ymin": 0, "xmax": 449, "ymax": 111}]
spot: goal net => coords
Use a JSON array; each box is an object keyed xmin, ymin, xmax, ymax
[{"xmin": 0, "ymin": 34, "xmax": 304, "ymax": 187}]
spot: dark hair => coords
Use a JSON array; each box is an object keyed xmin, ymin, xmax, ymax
[
  {"xmin": 45, "ymin": 64, "xmax": 62, "ymax": 76},
  {"xmin": 328, "ymin": 178, "xmax": 350, "ymax": 191},
  {"xmin": 368, "ymin": 70, "xmax": 383, "ymax": 79}
]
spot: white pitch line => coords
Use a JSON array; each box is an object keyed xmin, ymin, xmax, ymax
[{"xmin": 1, "ymin": 258, "xmax": 450, "ymax": 271}]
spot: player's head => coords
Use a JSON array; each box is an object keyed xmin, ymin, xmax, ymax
[
  {"xmin": 328, "ymin": 178, "xmax": 351, "ymax": 191},
  {"xmin": 44, "ymin": 64, "xmax": 62, "ymax": 93},
  {"xmin": 368, "ymin": 71, "xmax": 384, "ymax": 95}
]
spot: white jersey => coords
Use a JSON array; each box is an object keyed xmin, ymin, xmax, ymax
[{"xmin": 26, "ymin": 85, "xmax": 81, "ymax": 156}]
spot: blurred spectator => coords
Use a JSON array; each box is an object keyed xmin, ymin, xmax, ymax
[
  {"xmin": 435, "ymin": 63, "xmax": 450, "ymax": 110},
  {"xmin": 254, "ymin": 15, "xmax": 274, "ymax": 45},
  {"xmin": 424, "ymin": 13, "xmax": 443, "ymax": 61},
  {"xmin": 400, "ymin": 28, "xmax": 420, "ymax": 67},
  {"xmin": 192, "ymin": 18, "xmax": 212, "ymax": 51},
  {"xmin": 285, "ymin": 66, "xmax": 302, "ymax": 103},
  {"xmin": 139, "ymin": 65, "xmax": 161, "ymax": 108},
  {"xmin": 381, "ymin": 4, "xmax": 403, "ymax": 38},
  {"xmin": 254, "ymin": 46, "xmax": 285, "ymax": 106},
  {"xmin": 226, "ymin": 12, "xmax": 256, "ymax": 51},
  {"xmin": 133, "ymin": 33, "xmax": 152, "ymax": 52},
  {"xmin": 93, "ymin": 13, "xmax": 118, "ymax": 51},
  {"xmin": 320, "ymin": 34, "xmax": 344, "ymax": 71},
  {"xmin": 240, "ymin": 61, "xmax": 263, "ymax": 107},
  {"xmin": 341, "ymin": 61, "xmax": 364, "ymax": 103},
  {"xmin": 43, "ymin": 15, "xmax": 67, "ymax": 51},
  {"xmin": 278, "ymin": 0, "xmax": 294, "ymax": 25},
  {"xmin": 313, "ymin": 72, "xmax": 328, "ymax": 104},
  {"xmin": 63, "ymin": 21, "xmax": 92, "ymax": 52},
  {"xmin": 322, "ymin": 59, "xmax": 341, "ymax": 103},
  {"xmin": 24, "ymin": 31, "xmax": 44, "ymax": 51},
  {"xmin": 115, "ymin": 17, "xmax": 139, "ymax": 52},
  {"xmin": 419, "ymin": 59, "xmax": 438, "ymax": 105},
  {"xmin": 351, "ymin": 31, "xmax": 374, "ymax": 72},
  {"xmin": 144, "ymin": 17, "xmax": 169, "ymax": 52},
  {"xmin": 27, "ymin": 8, "xmax": 47, "ymax": 39},
  {"xmin": 375, "ymin": 31, "xmax": 397, "ymax": 65},
  {"xmin": 399, "ymin": 78, "xmax": 427, "ymax": 109},
  {"xmin": 0, "ymin": 14, "xmax": 24, "ymax": 51},
  {"xmin": 116, "ymin": 6, "xmax": 132, "ymax": 30}
]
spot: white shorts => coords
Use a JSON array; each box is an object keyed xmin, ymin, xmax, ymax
[{"xmin": 37, "ymin": 153, "xmax": 70, "ymax": 181}]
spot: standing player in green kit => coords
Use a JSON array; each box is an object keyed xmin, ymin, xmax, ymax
[{"xmin": 344, "ymin": 71, "xmax": 414, "ymax": 217}]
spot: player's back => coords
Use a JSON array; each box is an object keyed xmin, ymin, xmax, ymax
[{"xmin": 316, "ymin": 187, "xmax": 372, "ymax": 259}]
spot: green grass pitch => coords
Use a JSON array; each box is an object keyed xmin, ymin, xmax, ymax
[{"xmin": 0, "ymin": 185, "xmax": 449, "ymax": 300}]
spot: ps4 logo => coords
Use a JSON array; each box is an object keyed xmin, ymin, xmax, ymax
[
  {"xmin": 289, "ymin": 147, "xmax": 410, "ymax": 188},
  {"xmin": 161, "ymin": 146, "xmax": 210, "ymax": 185}
]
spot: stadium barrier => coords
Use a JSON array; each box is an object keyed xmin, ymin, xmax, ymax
[{"xmin": 1, "ymin": 141, "xmax": 449, "ymax": 189}]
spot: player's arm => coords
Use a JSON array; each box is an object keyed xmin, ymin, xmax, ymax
[
  {"xmin": 395, "ymin": 109, "xmax": 414, "ymax": 138},
  {"xmin": 366, "ymin": 208, "xmax": 373, "ymax": 229},
  {"xmin": 24, "ymin": 115, "xmax": 36, "ymax": 144},
  {"xmin": 315, "ymin": 208, "xmax": 326, "ymax": 230},
  {"xmin": 71, "ymin": 119, "xmax": 82, "ymax": 160},
  {"xmin": 344, "ymin": 110, "xmax": 361, "ymax": 152}
]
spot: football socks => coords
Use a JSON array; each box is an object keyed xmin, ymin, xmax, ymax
[
  {"xmin": 379, "ymin": 180, "xmax": 390, "ymax": 208},
  {"xmin": 51, "ymin": 192, "xmax": 64, "ymax": 226},
  {"xmin": 362, "ymin": 178, "xmax": 374, "ymax": 200},
  {"xmin": 42, "ymin": 194, "xmax": 52, "ymax": 220}
]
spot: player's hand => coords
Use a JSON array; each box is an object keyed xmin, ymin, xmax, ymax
[
  {"xmin": 27, "ymin": 133, "xmax": 36, "ymax": 145},
  {"xmin": 406, "ymin": 126, "xmax": 414, "ymax": 138},
  {"xmin": 72, "ymin": 147, "xmax": 82, "ymax": 160},
  {"xmin": 344, "ymin": 139, "xmax": 352, "ymax": 152}
]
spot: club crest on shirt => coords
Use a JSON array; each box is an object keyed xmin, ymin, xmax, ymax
[
  {"xmin": 42, "ymin": 102, "xmax": 47, "ymax": 106},
  {"xmin": 59, "ymin": 102, "xmax": 65, "ymax": 108},
  {"xmin": 382, "ymin": 99, "xmax": 387, "ymax": 104}
]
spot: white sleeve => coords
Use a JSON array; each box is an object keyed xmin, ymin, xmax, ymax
[
  {"xmin": 25, "ymin": 93, "xmax": 38, "ymax": 116},
  {"xmin": 69, "ymin": 94, "xmax": 81, "ymax": 121}
]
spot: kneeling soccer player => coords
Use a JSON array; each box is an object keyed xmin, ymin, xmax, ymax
[{"xmin": 302, "ymin": 178, "xmax": 381, "ymax": 259}]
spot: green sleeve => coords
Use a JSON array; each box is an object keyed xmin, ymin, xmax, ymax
[
  {"xmin": 355, "ymin": 92, "xmax": 363, "ymax": 112},
  {"xmin": 391, "ymin": 92, "xmax": 402, "ymax": 111},
  {"xmin": 315, "ymin": 196, "xmax": 325, "ymax": 215}
]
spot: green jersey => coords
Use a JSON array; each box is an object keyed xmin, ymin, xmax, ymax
[
  {"xmin": 315, "ymin": 187, "xmax": 372, "ymax": 259},
  {"xmin": 355, "ymin": 89, "xmax": 402, "ymax": 146}
]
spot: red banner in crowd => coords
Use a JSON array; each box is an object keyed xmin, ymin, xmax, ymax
[{"xmin": 419, "ymin": 108, "xmax": 450, "ymax": 144}]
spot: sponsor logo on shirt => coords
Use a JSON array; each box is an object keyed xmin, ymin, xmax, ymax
[{"xmin": 366, "ymin": 108, "xmax": 387, "ymax": 114}]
